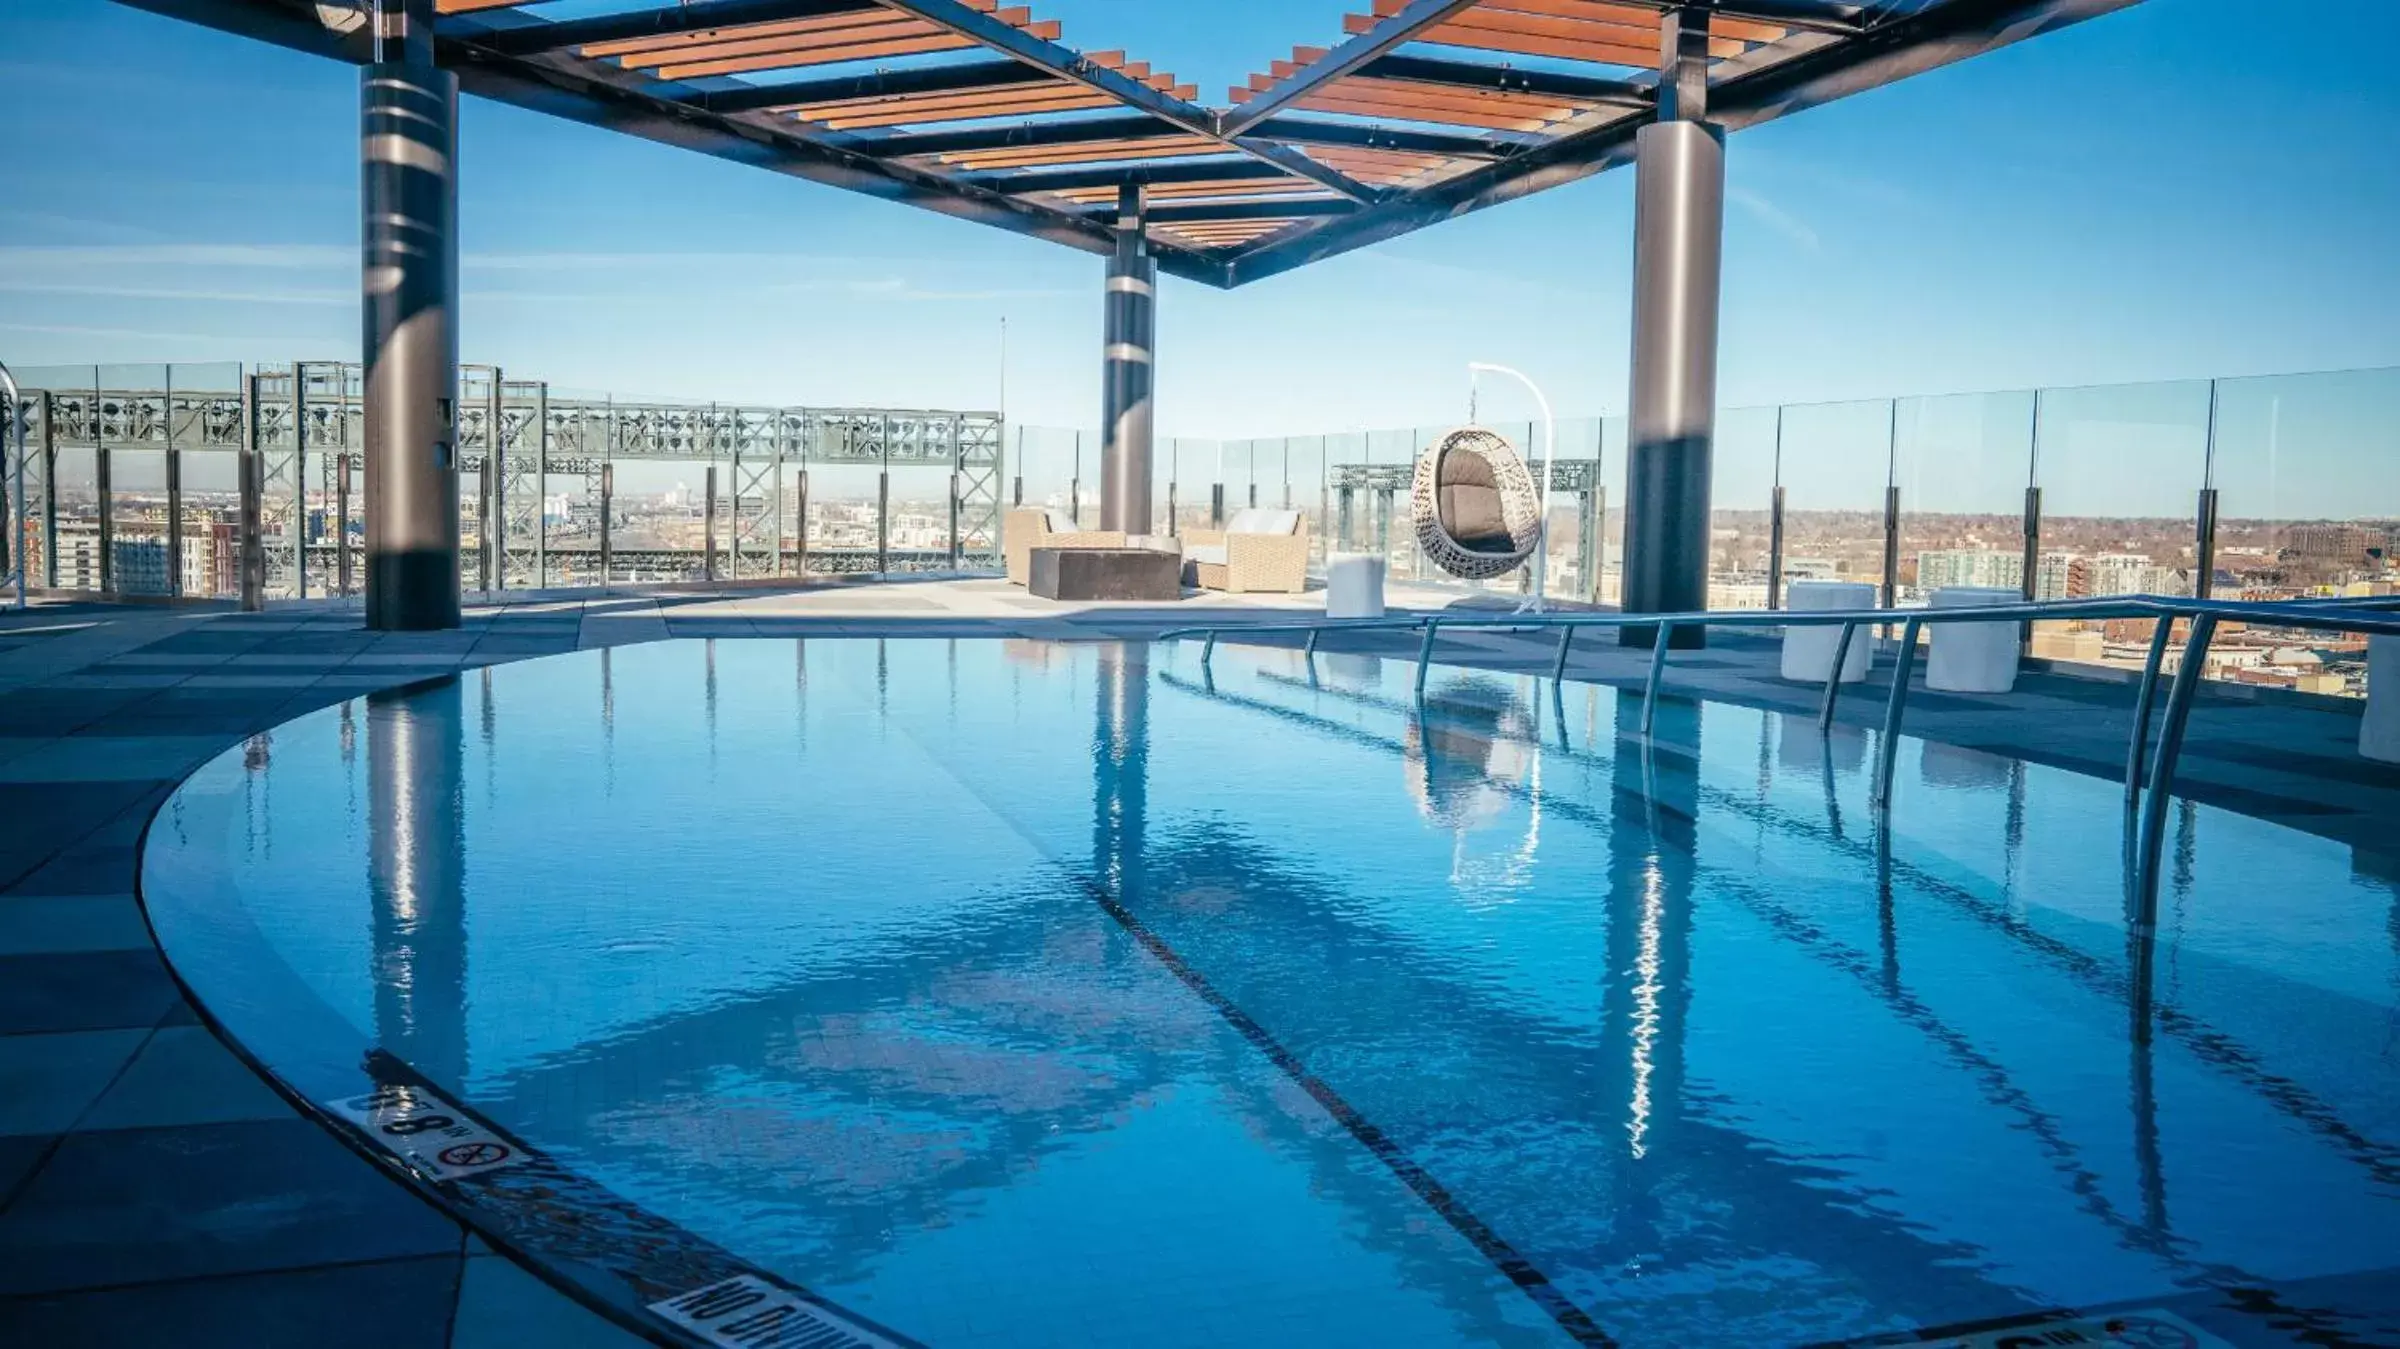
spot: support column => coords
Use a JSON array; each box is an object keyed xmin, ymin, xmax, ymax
[
  {"xmin": 1620, "ymin": 7, "xmax": 1723, "ymax": 648},
  {"xmin": 362, "ymin": 0, "xmax": 461, "ymax": 630},
  {"xmin": 1100, "ymin": 184, "xmax": 1156, "ymax": 535}
]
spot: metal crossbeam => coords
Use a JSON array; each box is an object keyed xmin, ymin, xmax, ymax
[
  {"xmin": 1218, "ymin": 0, "xmax": 1485, "ymax": 138},
  {"xmin": 450, "ymin": 0, "xmax": 881, "ymax": 58}
]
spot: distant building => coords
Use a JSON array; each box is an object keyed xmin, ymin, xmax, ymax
[
  {"xmin": 1916, "ymin": 548, "xmax": 2023, "ymax": 592},
  {"xmin": 2033, "ymin": 551, "xmax": 2077, "ymax": 601},
  {"xmin": 2285, "ymin": 521, "xmax": 2396, "ymax": 564}
]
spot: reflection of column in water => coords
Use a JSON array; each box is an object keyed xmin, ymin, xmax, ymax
[
  {"xmin": 1918, "ymin": 740, "xmax": 2011, "ymax": 793},
  {"xmin": 368, "ymin": 678, "xmax": 468, "ymax": 1088},
  {"xmin": 1320, "ymin": 651, "xmax": 1380, "ymax": 693},
  {"xmin": 1092, "ymin": 643, "xmax": 1149, "ymax": 903},
  {"xmin": 2347, "ymin": 845, "xmax": 2400, "ymax": 987},
  {"xmin": 1603, "ymin": 693, "xmax": 1698, "ymax": 1180}
]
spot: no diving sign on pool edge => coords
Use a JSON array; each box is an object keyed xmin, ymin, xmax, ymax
[{"xmin": 330, "ymin": 1083, "xmax": 531, "ymax": 1181}]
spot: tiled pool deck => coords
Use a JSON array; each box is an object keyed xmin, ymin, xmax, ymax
[{"xmin": 2, "ymin": 577, "xmax": 2392, "ymax": 1346}]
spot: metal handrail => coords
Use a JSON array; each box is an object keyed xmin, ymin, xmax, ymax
[{"xmin": 1165, "ymin": 591, "xmax": 2400, "ymax": 941}]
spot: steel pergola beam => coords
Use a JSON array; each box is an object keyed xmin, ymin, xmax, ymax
[
  {"xmin": 858, "ymin": 115, "xmax": 1187, "ymax": 161},
  {"xmin": 673, "ymin": 59, "xmax": 1051, "ymax": 117},
  {"xmin": 1225, "ymin": 0, "xmax": 2139, "ymax": 286},
  {"xmin": 450, "ymin": 0, "xmax": 882, "ymax": 58},
  {"xmin": 1246, "ymin": 116, "xmax": 1525, "ymax": 161},
  {"xmin": 1353, "ymin": 54, "xmax": 1653, "ymax": 108},
  {"xmin": 1218, "ymin": 0, "xmax": 1483, "ymax": 138},
  {"xmin": 968, "ymin": 159, "xmax": 1284, "ymax": 195},
  {"xmin": 870, "ymin": 0, "xmax": 1378, "ymax": 203},
  {"xmin": 1124, "ymin": 199, "xmax": 1354, "ymax": 225}
]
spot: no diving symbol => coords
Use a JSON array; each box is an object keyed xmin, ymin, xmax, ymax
[{"xmin": 437, "ymin": 1141, "xmax": 510, "ymax": 1169}]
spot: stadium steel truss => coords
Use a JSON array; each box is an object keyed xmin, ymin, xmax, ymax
[
  {"xmin": 119, "ymin": 0, "xmax": 2137, "ymax": 288},
  {"xmin": 13, "ymin": 368, "xmax": 1003, "ymax": 598}
]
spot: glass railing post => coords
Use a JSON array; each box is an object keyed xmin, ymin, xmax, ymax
[
  {"xmin": 1879, "ymin": 483, "xmax": 1900, "ymax": 613},
  {"xmin": 598, "ymin": 462, "xmax": 613, "ymax": 591},
  {"xmin": 535, "ymin": 383, "xmax": 549, "ymax": 589},
  {"xmin": 796, "ymin": 468, "xmax": 810, "ymax": 577},
  {"xmin": 165, "ymin": 440, "xmax": 183, "ymax": 600},
  {"xmin": 2194, "ymin": 488, "xmax": 2219, "ymax": 600},
  {"xmin": 39, "ymin": 390, "xmax": 57, "ymax": 590},
  {"xmin": 1767, "ymin": 484, "xmax": 1786, "ymax": 610},
  {"xmin": 703, "ymin": 464, "xmax": 718, "ymax": 583},
  {"xmin": 337, "ymin": 454, "xmax": 354, "ymax": 597},
  {"xmin": 238, "ymin": 394, "xmax": 265, "ymax": 612},
  {"xmin": 95, "ymin": 394, "xmax": 114, "ymax": 597}
]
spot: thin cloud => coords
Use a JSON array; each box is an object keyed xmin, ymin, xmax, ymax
[
  {"xmin": 0, "ymin": 243, "xmax": 352, "ymax": 270},
  {"xmin": 0, "ymin": 281, "xmax": 351, "ymax": 306},
  {"xmin": 1727, "ymin": 186, "xmax": 1821, "ymax": 252}
]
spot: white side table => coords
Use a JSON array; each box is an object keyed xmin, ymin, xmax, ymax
[
  {"xmin": 1325, "ymin": 552, "xmax": 1387, "ymax": 620},
  {"xmin": 2363, "ymin": 636, "xmax": 2399, "ymax": 763},
  {"xmin": 1780, "ymin": 580, "xmax": 1876, "ymax": 683},
  {"xmin": 1926, "ymin": 585, "xmax": 2022, "ymax": 693}
]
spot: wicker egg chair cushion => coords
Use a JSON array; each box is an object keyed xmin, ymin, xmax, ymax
[{"xmin": 1410, "ymin": 426, "xmax": 1543, "ymax": 582}]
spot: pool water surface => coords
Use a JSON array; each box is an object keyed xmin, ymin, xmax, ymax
[{"xmin": 139, "ymin": 638, "xmax": 2400, "ymax": 1347}]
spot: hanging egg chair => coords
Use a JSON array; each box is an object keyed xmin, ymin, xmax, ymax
[{"xmin": 1411, "ymin": 425, "xmax": 1544, "ymax": 582}]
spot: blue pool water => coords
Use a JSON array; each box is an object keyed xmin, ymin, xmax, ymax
[{"xmin": 140, "ymin": 639, "xmax": 2400, "ymax": 1347}]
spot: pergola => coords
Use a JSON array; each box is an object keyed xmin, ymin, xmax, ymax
[{"xmin": 118, "ymin": 0, "xmax": 2138, "ymax": 629}]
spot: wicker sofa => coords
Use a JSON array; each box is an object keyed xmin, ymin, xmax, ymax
[
  {"xmin": 1003, "ymin": 507, "xmax": 1125, "ymax": 586},
  {"xmin": 1184, "ymin": 508, "xmax": 1310, "ymax": 594}
]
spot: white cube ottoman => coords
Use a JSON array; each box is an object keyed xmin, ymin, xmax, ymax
[
  {"xmin": 1326, "ymin": 552, "xmax": 1387, "ymax": 620},
  {"xmin": 2363, "ymin": 636, "xmax": 2399, "ymax": 763},
  {"xmin": 1780, "ymin": 580, "xmax": 1876, "ymax": 683},
  {"xmin": 1926, "ymin": 585, "xmax": 2022, "ymax": 694}
]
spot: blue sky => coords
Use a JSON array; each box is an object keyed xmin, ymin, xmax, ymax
[{"xmin": 2, "ymin": 0, "xmax": 2396, "ymax": 462}]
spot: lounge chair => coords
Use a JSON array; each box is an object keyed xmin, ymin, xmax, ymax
[
  {"xmin": 1184, "ymin": 508, "xmax": 1309, "ymax": 594},
  {"xmin": 1003, "ymin": 507, "xmax": 1124, "ymax": 586}
]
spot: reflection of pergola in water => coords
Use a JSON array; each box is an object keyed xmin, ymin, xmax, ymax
[
  {"xmin": 339, "ymin": 640, "xmax": 2400, "ymax": 1340},
  {"xmin": 122, "ymin": 0, "xmax": 2138, "ymax": 630}
]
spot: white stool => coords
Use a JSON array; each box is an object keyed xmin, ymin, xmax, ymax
[
  {"xmin": 2363, "ymin": 636, "xmax": 2400, "ymax": 763},
  {"xmin": 1926, "ymin": 585, "xmax": 2022, "ymax": 693},
  {"xmin": 1325, "ymin": 553, "xmax": 1387, "ymax": 620},
  {"xmin": 1781, "ymin": 580, "xmax": 1876, "ymax": 683}
]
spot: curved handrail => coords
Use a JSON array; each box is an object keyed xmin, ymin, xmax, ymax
[{"xmin": 1165, "ymin": 590, "xmax": 2400, "ymax": 950}]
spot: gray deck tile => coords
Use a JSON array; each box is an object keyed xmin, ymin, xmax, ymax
[
  {"xmin": 0, "ymin": 1134, "xmax": 52, "ymax": 1209},
  {"xmin": 0, "ymin": 896, "xmax": 153, "ymax": 955},
  {"xmin": 9, "ymin": 838, "xmax": 143, "ymax": 898},
  {"xmin": 0, "ymin": 951, "xmax": 180, "ymax": 1035},
  {"xmin": 0, "ymin": 1030, "xmax": 151, "ymax": 1136},
  {"xmin": 0, "ymin": 1117, "xmax": 462, "ymax": 1295},
  {"xmin": 0, "ymin": 1253, "xmax": 462, "ymax": 1349},
  {"xmin": 0, "ymin": 736, "xmax": 228, "ymax": 784},
  {"xmin": 77, "ymin": 1027, "xmax": 290, "ymax": 1133},
  {"xmin": 449, "ymin": 1251, "xmax": 654, "ymax": 1349}
]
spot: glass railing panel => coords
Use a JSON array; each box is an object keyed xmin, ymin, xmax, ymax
[
  {"xmin": 1775, "ymin": 398, "xmax": 1897, "ymax": 600},
  {"xmin": 1287, "ymin": 435, "xmax": 1329, "ymax": 567},
  {"xmin": 16, "ymin": 367, "xmax": 102, "ymax": 593},
  {"xmin": 2207, "ymin": 367, "xmax": 2400, "ymax": 698},
  {"xmin": 1892, "ymin": 389, "xmax": 2036, "ymax": 610},
  {"xmin": 172, "ymin": 363, "xmax": 249, "ymax": 602},
  {"xmin": 539, "ymin": 388, "xmax": 613, "ymax": 589},
  {"xmin": 1712, "ymin": 405, "xmax": 1778, "ymax": 610},
  {"xmin": 2030, "ymin": 379, "xmax": 2210, "ymax": 671},
  {"xmin": 1599, "ymin": 414, "xmax": 1626, "ymax": 606},
  {"xmin": 1549, "ymin": 416, "xmax": 1606, "ymax": 605}
]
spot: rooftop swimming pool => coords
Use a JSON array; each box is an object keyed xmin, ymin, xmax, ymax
[{"xmin": 139, "ymin": 638, "xmax": 2400, "ymax": 1348}]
